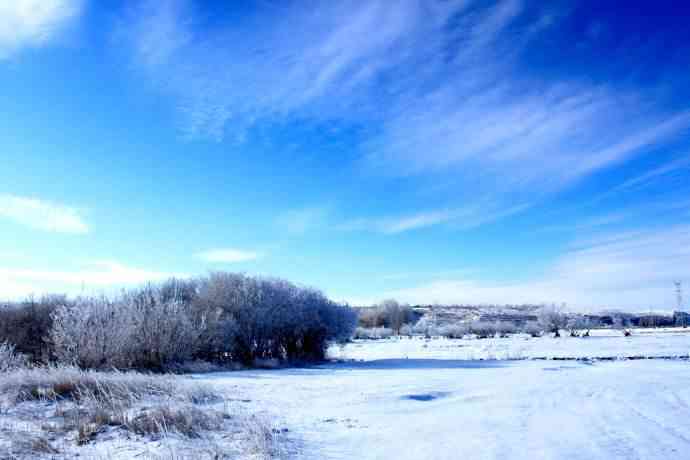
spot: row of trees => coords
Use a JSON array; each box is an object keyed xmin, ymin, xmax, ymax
[
  {"xmin": 358, "ymin": 300, "xmax": 418, "ymax": 334},
  {"xmin": 1, "ymin": 273, "xmax": 357, "ymax": 370},
  {"xmin": 355, "ymin": 304, "xmax": 609, "ymax": 339}
]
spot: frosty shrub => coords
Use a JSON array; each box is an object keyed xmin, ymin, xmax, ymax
[
  {"xmin": 352, "ymin": 327, "xmax": 369, "ymax": 339},
  {"xmin": 0, "ymin": 341, "xmax": 27, "ymax": 372},
  {"xmin": 51, "ymin": 286, "xmax": 208, "ymax": 370},
  {"xmin": 566, "ymin": 315, "xmax": 597, "ymax": 337},
  {"xmin": 10, "ymin": 273, "xmax": 358, "ymax": 370},
  {"xmin": 353, "ymin": 327, "xmax": 393, "ymax": 339},
  {"xmin": 538, "ymin": 305, "xmax": 568, "ymax": 337},
  {"xmin": 521, "ymin": 321, "xmax": 542, "ymax": 337},
  {"xmin": 438, "ymin": 322, "xmax": 469, "ymax": 339},
  {"xmin": 495, "ymin": 321, "xmax": 518, "ymax": 337},
  {"xmin": 399, "ymin": 324, "xmax": 413, "ymax": 337},
  {"xmin": 51, "ymin": 297, "xmax": 139, "ymax": 369},
  {"xmin": 0, "ymin": 295, "xmax": 68, "ymax": 363},
  {"xmin": 469, "ymin": 321, "xmax": 497, "ymax": 339},
  {"xmin": 412, "ymin": 317, "xmax": 438, "ymax": 337},
  {"xmin": 194, "ymin": 272, "xmax": 357, "ymax": 365},
  {"xmin": 125, "ymin": 285, "xmax": 207, "ymax": 370}
]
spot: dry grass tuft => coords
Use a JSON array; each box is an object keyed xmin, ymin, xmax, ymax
[
  {"xmin": 0, "ymin": 366, "xmax": 217, "ymax": 406},
  {"xmin": 0, "ymin": 366, "xmax": 285, "ymax": 458},
  {"xmin": 129, "ymin": 405, "xmax": 225, "ymax": 438}
]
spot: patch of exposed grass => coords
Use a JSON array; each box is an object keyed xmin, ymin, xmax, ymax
[{"xmin": 0, "ymin": 366, "xmax": 285, "ymax": 459}]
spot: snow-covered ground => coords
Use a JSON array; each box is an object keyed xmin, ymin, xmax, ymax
[
  {"xmin": 196, "ymin": 331, "xmax": 690, "ymax": 459},
  {"xmin": 330, "ymin": 329, "xmax": 690, "ymax": 361}
]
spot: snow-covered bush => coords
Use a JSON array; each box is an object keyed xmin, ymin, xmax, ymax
[
  {"xmin": 195, "ymin": 272, "xmax": 357, "ymax": 365},
  {"xmin": 538, "ymin": 305, "xmax": 568, "ymax": 337},
  {"xmin": 51, "ymin": 297, "xmax": 139, "ymax": 369},
  {"xmin": 438, "ymin": 322, "xmax": 469, "ymax": 339},
  {"xmin": 126, "ymin": 286, "xmax": 208, "ymax": 370},
  {"xmin": 566, "ymin": 315, "xmax": 597, "ymax": 337},
  {"xmin": 51, "ymin": 288, "xmax": 207, "ymax": 370},
  {"xmin": 495, "ymin": 321, "xmax": 518, "ymax": 337},
  {"xmin": 353, "ymin": 327, "xmax": 393, "ymax": 339},
  {"xmin": 469, "ymin": 320, "xmax": 496, "ymax": 338},
  {"xmin": 47, "ymin": 273, "xmax": 356, "ymax": 369},
  {"xmin": 399, "ymin": 324, "xmax": 414, "ymax": 337},
  {"xmin": 0, "ymin": 341, "xmax": 26, "ymax": 372},
  {"xmin": 521, "ymin": 321, "xmax": 542, "ymax": 337},
  {"xmin": 0, "ymin": 295, "xmax": 68, "ymax": 362},
  {"xmin": 412, "ymin": 317, "xmax": 438, "ymax": 337}
]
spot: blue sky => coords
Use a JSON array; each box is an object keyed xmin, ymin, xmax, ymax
[{"xmin": 1, "ymin": 0, "xmax": 690, "ymax": 310}]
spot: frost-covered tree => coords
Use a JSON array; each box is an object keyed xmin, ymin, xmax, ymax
[
  {"xmin": 51, "ymin": 297, "xmax": 137, "ymax": 368},
  {"xmin": 538, "ymin": 305, "xmax": 568, "ymax": 337},
  {"xmin": 379, "ymin": 299, "xmax": 415, "ymax": 335},
  {"xmin": 194, "ymin": 272, "xmax": 357, "ymax": 365}
]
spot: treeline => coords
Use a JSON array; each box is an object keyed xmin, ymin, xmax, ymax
[
  {"xmin": 0, "ymin": 272, "xmax": 357, "ymax": 370},
  {"xmin": 354, "ymin": 304, "xmax": 617, "ymax": 339},
  {"xmin": 357, "ymin": 299, "xmax": 420, "ymax": 334}
]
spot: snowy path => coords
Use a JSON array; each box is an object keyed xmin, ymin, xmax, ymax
[{"xmin": 196, "ymin": 359, "xmax": 690, "ymax": 460}]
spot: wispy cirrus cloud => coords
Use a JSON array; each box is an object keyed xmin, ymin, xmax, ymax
[
  {"xmin": 0, "ymin": 194, "xmax": 89, "ymax": 234},
  {"xmin": 196, "ymin": 248, "xmax": 261, "ymax": 263},
  {"xmin": 339, "ymin": 209, "xmax": 455, "ymax": 234},
  {"xmin": 0, "ymin": 0, "xmax": 83, "ymax": 59},
  {"xmin": 339, "ymin": 202, "xmax": 530, "ymax": 234},
  {"xmin": 601, "ymin": 154, "xmax": 690, "ymax": 200},
  {"xmin": 118, "ymin": 0, "xmax": 690, "ymax": 229}
]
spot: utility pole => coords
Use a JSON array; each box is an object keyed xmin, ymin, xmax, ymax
[{"xmin": 675, "ymin": 281, "xmax": 685, "ymax": 327}]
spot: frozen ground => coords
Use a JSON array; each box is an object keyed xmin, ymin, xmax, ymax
[
  {"xmin": 330, "ymin": 329, "xmax": 690, "ymax": 361},
  {"xmin": 196, "ymin": 331, "xmax": 690, "ymax": 460}
]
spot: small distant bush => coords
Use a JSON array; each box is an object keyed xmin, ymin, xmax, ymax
[
  {"xmin": 412, "ymin": 317, "xmax": 438, "ymax": 337},
  {"xmin": 399, "ymin": 324, "xmax": 414, "ymax": 337},
  {"xmin": 538, "ymin": 305, "xmax": 568, "ymax": 337},
  {"xmin": 469, "ymin": 321, "xmax": 496, "ymax": 339},
  {"xmin": 438, "ymin": 323, "xmax": 469, "ymax": 339},
  {"xmin": 353, "ymin": 327, "xmax": 393, "ymax": 340},
  {"xmin": 494, "ymin": 321, "xmax": 517, "ymax": 337},
  {"xmin": 521, "ymin": 321, "xmax": 542, "ymax": 337}
]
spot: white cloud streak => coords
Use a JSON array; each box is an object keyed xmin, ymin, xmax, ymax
[
  {"xmin": 605, "ymin": 155, "xmax": 690, "ymax": 198},
  {"xmin": 196, "ymin": 248, "xmax": 261, "ymax": 263},
  {"xmin": 339, "ymin": 202, "xmax": 529, "ymax": 234},
  {"xmin": 0, "ymin": 261, "xmax": 182, "ymax": 285},
  {"xmin": 120, "ymin": 1, "xmax": 690, "ymax": 228},
  {"xmin": 0, "ymin": 0, "xmax": 83, "ymax": 59},
  {"xmin": 0, "ymin": 261, "xmax": 186, "ymax": 299},
  {"xmin": 339, "ymin": 209, "xmax": 455, "ymax": 234},
  {"xmin": 0, "ymin": 194, "xmax": 89, "ymax": 234}
]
